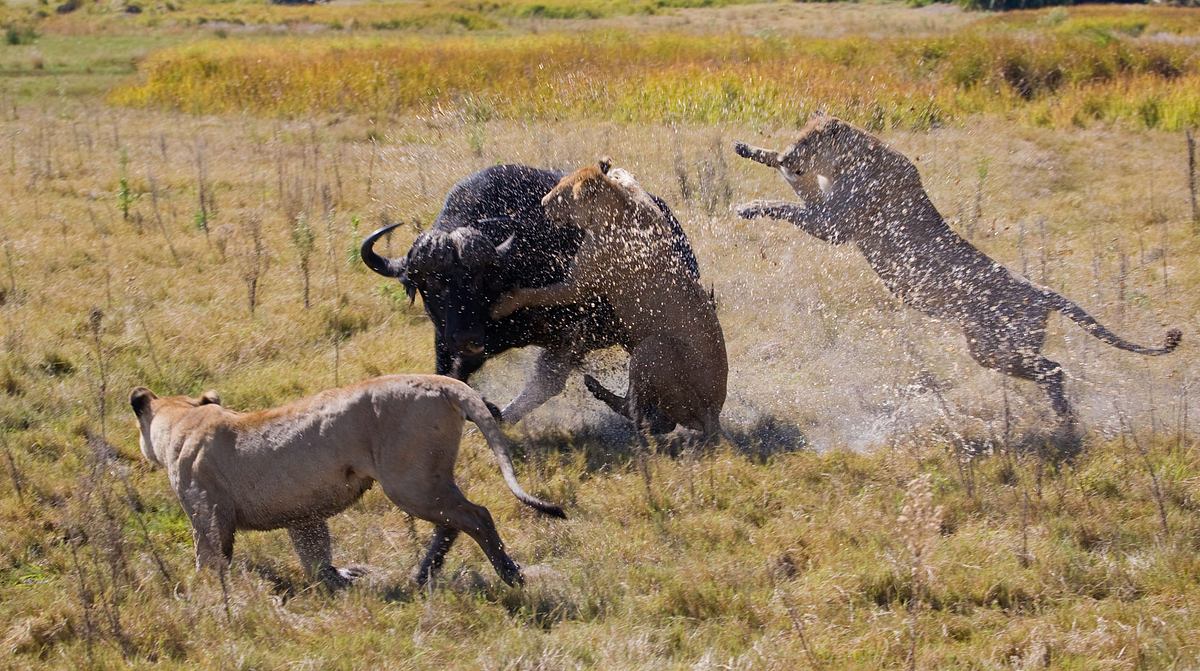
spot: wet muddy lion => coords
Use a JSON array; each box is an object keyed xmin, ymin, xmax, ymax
[
  {"xmin": 492, "ymin": 160, "xmax": 728, "ymax": 439},
  {"xmin": 735, "ymin": 115, "xmax": 1181, "ymax": 445}
]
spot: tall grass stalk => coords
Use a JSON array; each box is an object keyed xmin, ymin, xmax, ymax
[
  {"xmin": 290, "ymin": 214, "xmax": 316, "ymax": 309},
  {"xmin": 899, "ymin": 473, "xmax": 942, "ymax": 671},
  {"xmin": 1187, "ymin": 129, "xmax": 1198, "ymax": 233},
  {"xmin": 2, "ymin": 432, "xmax": 22, "ymax": 504},
  {"xmin": 1118, "ymin": 408, "xmax": 1170, "ymax": 538},
  {"xmin": 88, "ymin": 308, "xmax": 108, "ymax": 439},
  {"xmin": 147, "ymin": 174, "xmax": 181, "ymax": 266}
]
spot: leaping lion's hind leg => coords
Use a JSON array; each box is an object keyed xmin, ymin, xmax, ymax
[
  {"xmin": 1032, "ymin": 357, "xmax": 1081, "ymax": 454},
  {"xmin": 1003, "ymin": 354, "xmax": 1073, "ymax": 422},
  {"xmin": 1008, "ymin": 353, "xmax": 1081, "ymax": 456}
]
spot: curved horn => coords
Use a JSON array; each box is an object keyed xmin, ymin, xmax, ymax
[
  {"xmin": 475, "ymin": 216, "xmax": 516, "ymax": 256},
  {"xmin": 495, "ymin": 234, "xmax": 515, "ymax": 258},
  {"xmin": 360, "ymin": 223, "xmax": 407, "ymax": 278}
]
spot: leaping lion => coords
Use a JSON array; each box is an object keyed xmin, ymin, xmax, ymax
[{"xmin": 734, "ymin": 114, "xmax": 1180, "ymax": 442}]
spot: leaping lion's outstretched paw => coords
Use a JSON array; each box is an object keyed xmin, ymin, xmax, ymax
[{"xmin": 734, "ymin": 201, "xmax": 774, "ymax": 220}]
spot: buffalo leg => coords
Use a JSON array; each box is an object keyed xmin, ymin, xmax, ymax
[
  {"xmin": 434, "ymin": 338, "xmax": 454, "ymax": 377},
  {"xmin": 413, "ymin": 525, "xmax": 461, "ymax": 587},
  {"xmin": 500, "ymin": 347, "xmax": 579, "ymax": 423}
]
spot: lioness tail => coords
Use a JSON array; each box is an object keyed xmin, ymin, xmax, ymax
[
  {"xmin": 1045, "ymin": 292, "xmax": 1181, "ymax": 356},
  {"xmin": 446, "ymin": 384, "xmax": 567, "ymax": 519}
]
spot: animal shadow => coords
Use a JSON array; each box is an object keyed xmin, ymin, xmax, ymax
[{"xmin": 515, "ymin": 412, "xmax": 809, "ymax": 472}]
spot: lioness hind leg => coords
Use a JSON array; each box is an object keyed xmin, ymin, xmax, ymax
[
  {"xmin": 413, "ymin": 526, "xmax": 461, "ymax": 587},
  {"xmin": 287, "ymin": 520, "xmax": 360, "ymax": 590},
  {"xmin": 450, "ymin": 500, "xmax": 522, "ymax": 587},
  {"xmin": 397, "ymin": 484, "xmax": 523, "ymax": 587}
]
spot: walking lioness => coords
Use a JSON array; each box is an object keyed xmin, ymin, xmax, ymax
[
  {"xmin": 734, "ymin": 114, "xmax": 1181, "ymax": 440},
  {"xmin": 130, "ymin": 375, "xmax": 564, "ymax": 589},
  {"xmin": 491, "ymin": 159, "xmax": 728, "ymax": 438}
]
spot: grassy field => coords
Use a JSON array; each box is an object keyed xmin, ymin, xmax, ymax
[
  {"xmin": 110, "ymin": 28, "xmax": 1200, "ymax": 129},
  {"xmin": 7, "ymin": 0, "xmax": 778, "ymax": 35},
  {"xmin": 2, "ymin": 2, "xmax": 1200, "ymax": 668}
]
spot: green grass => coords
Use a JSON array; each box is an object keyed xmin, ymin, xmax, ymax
[
  {"xmin": 2, "ymin": 2, "xmax": 1199, "ymax": 668},
  {"xmin": 26, "ymin": 0, "xmax": 780, "ymax": 35},
  {"xmin": 0, "ymin": 33, "xmax": 181, "ymax": 100}
]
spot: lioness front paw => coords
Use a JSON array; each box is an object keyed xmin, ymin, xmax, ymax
[
  {"xmin": 734, "ymin": 201, "xmax": 773, "ymax": 220},
  {"xmin": 490, "ymin": 292, "xmax": 521, "ymax": 320}
]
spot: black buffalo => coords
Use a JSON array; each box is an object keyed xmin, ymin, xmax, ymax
[{"xmin": 362, "ymin": 164, "xmax": 699, "ymax": 423}]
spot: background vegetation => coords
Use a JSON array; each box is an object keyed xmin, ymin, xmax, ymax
[
  {"xmin": 1, "ymin": 1, "xmax": 1199, "ymax": 668},
  {"xmin": 112, "ymin": 24, "xmax": 1200, "ymax": 129}
]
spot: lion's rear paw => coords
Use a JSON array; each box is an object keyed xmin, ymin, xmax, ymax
[{"xmin": 320, "ymin": 565, "xmax": 364, "ymax": 591}]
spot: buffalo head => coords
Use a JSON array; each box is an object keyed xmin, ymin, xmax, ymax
[{"xmin": 362, "ymin": 222, "xmax": 514, "ymax": 366}]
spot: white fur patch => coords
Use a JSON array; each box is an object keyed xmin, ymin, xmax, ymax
[
  {"xmin": 817, "ymin": 174, "xmax": 832, "ymax": 195},
  {"xmin": 607, "ymin": 167, "xmax": 643, "ymax": 193}
]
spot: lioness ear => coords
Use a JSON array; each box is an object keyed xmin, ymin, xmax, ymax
[
  {"xmin": 130, "ymin": 387, "xmax": 157, "ymax": 417},
  {"xmin": 598, "ymin": 157, "xmax": 612, "ymax": 175},
  {"xmin": 199, "ymin": 390, "xmax": 221, "ymax": 406}
]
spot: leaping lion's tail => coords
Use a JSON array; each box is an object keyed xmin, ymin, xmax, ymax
[
  {"xmin": 1045, "ymin": 291, "xmax": 1181, "ymax": 356},
  {"xmin": 444, "ymin": 382, "xmax": 567, "ymax": 519}
]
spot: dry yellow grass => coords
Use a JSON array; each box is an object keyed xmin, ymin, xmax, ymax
[
  {"xmin": 1, "ymin": 97, "xmax": 1198, "ymax": 666},
  {"xmin": 111, "ymin": 26, "xmax": 1200, "ymax": 130},
  {"xmin": 3, "ymin": 3, "xmax": 1200, "ymax": 668}
]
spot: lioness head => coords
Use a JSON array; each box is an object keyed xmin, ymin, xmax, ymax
[
  {"xmin": 541, "ymin": 158, "xmax": 658, "ymax": 232},
  {"xmin": 130, "ymin": 387, "xmax": 221, "ymax": 467}
]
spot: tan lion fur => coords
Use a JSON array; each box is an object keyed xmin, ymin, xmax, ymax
[
  {"xmin": 129, "ymin": 375, "xmax": 563, "ymax": 589},
  {"xmin": 491, "ymin": 161, "xmax": 728, "ymax": 438}
]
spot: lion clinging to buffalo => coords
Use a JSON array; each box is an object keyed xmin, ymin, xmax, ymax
[
  {"xmin": 734, "ymin": 114, "xmax": 1181, "ymax": 439},
  {"xmin": 492, "ymin": 159, "xmax": 728, "ymax": 440}
]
